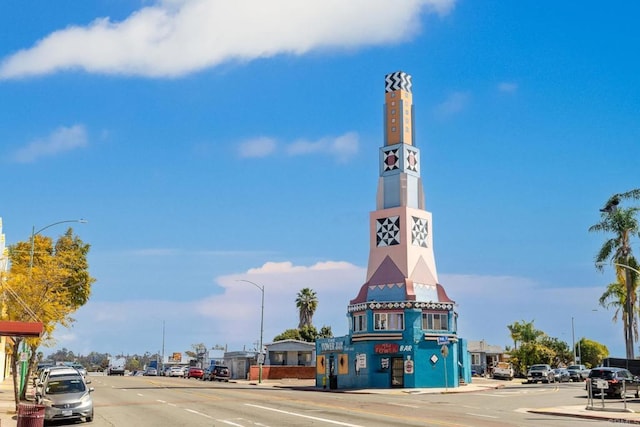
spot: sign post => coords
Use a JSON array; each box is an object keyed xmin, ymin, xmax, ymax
[{"xmin": 440, "ymin": 344, "xmax": 449, "ymax": 392}]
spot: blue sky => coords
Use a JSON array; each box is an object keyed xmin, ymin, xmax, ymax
[{"xmin": 1, "ymin": 0, "xmax": 638, "ymax": 359}]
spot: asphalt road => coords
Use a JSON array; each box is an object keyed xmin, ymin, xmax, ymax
[{"xmin": 79, "ymin": 376, "xmax": 630, "ymax": 427}]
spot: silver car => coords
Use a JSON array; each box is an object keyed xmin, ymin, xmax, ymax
[
  {"xmin": 35, "ymin": 366, "xmax": 86, "ymax": 390},
  {"xmin": 36, "ymin": 375, "xmax": 94, "ymax": 423}
]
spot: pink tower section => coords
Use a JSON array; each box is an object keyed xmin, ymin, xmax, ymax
[{"xmin": 350, "ymin": 71, "xmax": 453, "ymax": 305}]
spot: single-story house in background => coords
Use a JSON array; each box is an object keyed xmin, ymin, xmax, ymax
[{"xmin": 468, "ymin": 340, "xmax": 509, "ymax": 376}]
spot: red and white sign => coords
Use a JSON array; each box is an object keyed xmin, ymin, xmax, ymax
[{"xmin": 374, "ymin": 343, "xmax": 399, "ymax": 354}]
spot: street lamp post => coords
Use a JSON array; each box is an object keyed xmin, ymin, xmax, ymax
[
  {"xmin": 571, "ymin": 317, "xmax": 576, "ymax": 365},
  {"xmin": 237, "ymin": 279, "xmax": 264, "ymax": 383},
  {"xmin": 20, "ymin": 218, "xmax": 87, "ymax": 395}
]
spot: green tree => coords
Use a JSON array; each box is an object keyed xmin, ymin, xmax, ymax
[
  {"xmin": 318, "ymin": 325, "xmax": 333, "ymax": 339},
  {"xmin": 539, "ymin": 336, "xmax": 572, "ymax": 366},
  {"xmin": 299, "ymin": 325, "xmax": 318, "ymax": 342},
  {"xmin": 507, "ymin": 320, "xmax": 543, "ymax": 350},
  {"xmin": 295, "ymin": 288, "xmax": 318, "ymax": 329},
  {"xmin": 590, "ymin": 189, "xmax": 640, "ymax": 359},
  {"xmin": 598, "ymin": 271, "xmax": 636, "ymax": 345},
  {"xmin": 273, "ymin": 329, "xmax": 302, "ymax": 341},
  {"xmin": 507, "ymin": 321, "xmax": 547, "ymax": 374},
  {"xmin": 578, "ymin": 338, "xmax": 609, "ymax": 368},
  {"xmin": 5, "ymin": 227, "xmax": 94, "ymax": 402}
]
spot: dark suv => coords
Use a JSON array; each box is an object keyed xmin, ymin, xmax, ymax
[
  {"xmin": 212, "ymin": 365, "xmax": 230, "ymax": 382},
  {"xmin": 587, "ymin": 367, "xmax": 640, "ymax": 398}
]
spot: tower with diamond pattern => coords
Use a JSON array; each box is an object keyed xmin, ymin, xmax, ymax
[{"xmin": 315, "ymin": 71, "xmax": 470, "ymax": 390}]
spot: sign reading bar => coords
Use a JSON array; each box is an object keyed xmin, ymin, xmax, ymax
[
  {"xmin": 437, "ymin": 336, "xmax": 449, "ymax": 344},
  {"xmin": 320, "ymin": 339, "xmax": 344, "ymax": 352},
  {"xmin": 374, "ymin": 343, "xmax": 399, "ymax": 354}
]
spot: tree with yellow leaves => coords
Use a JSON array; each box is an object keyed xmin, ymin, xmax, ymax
[{"xmin": 4, "ymin": 227, "xmax": 94, "ymax": 402}]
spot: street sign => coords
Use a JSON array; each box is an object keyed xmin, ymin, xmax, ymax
[
  {"xmin": 440, "ymin": 345, "xmax": 449, "ymax": 358},
  {"xmin": 437, "ymin": 336, "xmax": 449, "ymax": 344}
]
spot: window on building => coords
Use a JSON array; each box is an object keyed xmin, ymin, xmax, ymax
[
  {"xmin": 353, "ymin": 313, "xmax": 366, "ymax": 332},
  {"xmin": 471, "ymin": 353, "xmax": 481, "ymax": 365},
  {"xmin": 422, "ymin": 312, "xmax": 448, "ymax": 331},
  {"xmin": 374, "ymin": 312, "xmax": 404, "ymax": 331}
]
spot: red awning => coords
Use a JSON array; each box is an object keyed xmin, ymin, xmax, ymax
[{"xmin": 0, "ymin": 321, "xmax": 44, "ymax": 337}]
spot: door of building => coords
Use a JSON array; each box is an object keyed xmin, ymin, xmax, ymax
[{"xmin": 391, "ymin": 358, "xmax": 404, "ymax": 388}]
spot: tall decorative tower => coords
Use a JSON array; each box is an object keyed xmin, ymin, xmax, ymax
[
  {"xmin": 350, "ymin": 71, "xmax": 451, "ymax": 308},
  {"xmin": 316, "ymin": 71, "xmax": 469, "ymax": 390}
]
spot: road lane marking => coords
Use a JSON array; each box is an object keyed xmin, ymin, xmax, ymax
[
  {"xmin": 137, "ymin": 393, "xmax": 144, "ymax": 397},
  {"xmin": 184, "ymin": 408, "xmax": 214, "ymax": 419},
  {"xmin": 246, "ymin": 403, "xmax": 364, "ymax": 427},
  {"xmin": 466, "ymin": 413, "xmax": 498, "ymax": 419},
  {"xmin": 388, "ymin": 402, "xmax": 420, "ymax": 408}
]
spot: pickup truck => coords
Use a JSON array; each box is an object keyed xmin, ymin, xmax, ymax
[
  {"xmin": 526, "ymin": 364, "xmax": 555, "ymax": 383},
  {"xmin": 566, "ymin": 364, "xmax": 590, "ymax": 382},
  {"xmin": 492, "ymin": 362, "xmax": 514, "ymax": 380}
]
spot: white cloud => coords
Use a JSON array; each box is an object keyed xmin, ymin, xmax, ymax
[
  {"xmin": 51, "ymin": 260, "xmax": 625, "ymax": 359},
  {"xmin": 238, "ymin": 136, "xmax": 277, "ymax": 158},
  {"xmin": 238, "ymin": 132, "xmax": 358, "ymax": 162},
  {"xmin": 53, "ymin": 260, "xmax": 366, "ymax": 354},
  {"xmin": 433, "ymin": 91, "xmax": 470, "ymax": 118},
  {"xmin": 0, "ymin": 0, "xmax": 455, "ymax": 79},
  {"xmin": 12, "ymin": 124, "xmax": 88, "ymax": 163},
  {"xmin": 497, "ymin": 82, "xmax": 518, "ymax": 93},
  {"xmin": 286, "ymin": 132, "xmax": 359, "ymax": 162}
]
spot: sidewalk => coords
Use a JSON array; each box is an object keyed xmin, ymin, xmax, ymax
[{"xmin": 0, "ymin": 376, "xmax": 17, "ymax": 427}]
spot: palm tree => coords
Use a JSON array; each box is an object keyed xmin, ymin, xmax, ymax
[
  {"xmin": 295, "ymin": 288, "xmax": 318, "ymax": 329},
  {"xmin": 598, "ymin": 274, "xmax": 636, "ymax": 344},
  {"xmin": 590, "ymin": 189, "xmax": 640, "ymax": 359},
  {"xmin": 507, "ymin": 320, "xmax": 543, "ymax": 350}
]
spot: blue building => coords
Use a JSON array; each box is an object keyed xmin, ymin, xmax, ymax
[{"xmin": 316, "ymin": 71, "xmax": 471, "ymax": 389}]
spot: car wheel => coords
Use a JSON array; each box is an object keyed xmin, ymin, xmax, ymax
[{"xmin": 86, "ymin": 410, "xmax": 94, "ymax": 422}]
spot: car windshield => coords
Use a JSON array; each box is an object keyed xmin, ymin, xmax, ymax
[
  {"xmin": 530, "ymin": 366, "xmax": 546, "ymax": 371},
  {"xmin": 46, "ymin": 379, "xmax": 86, "ymax": 394}
]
